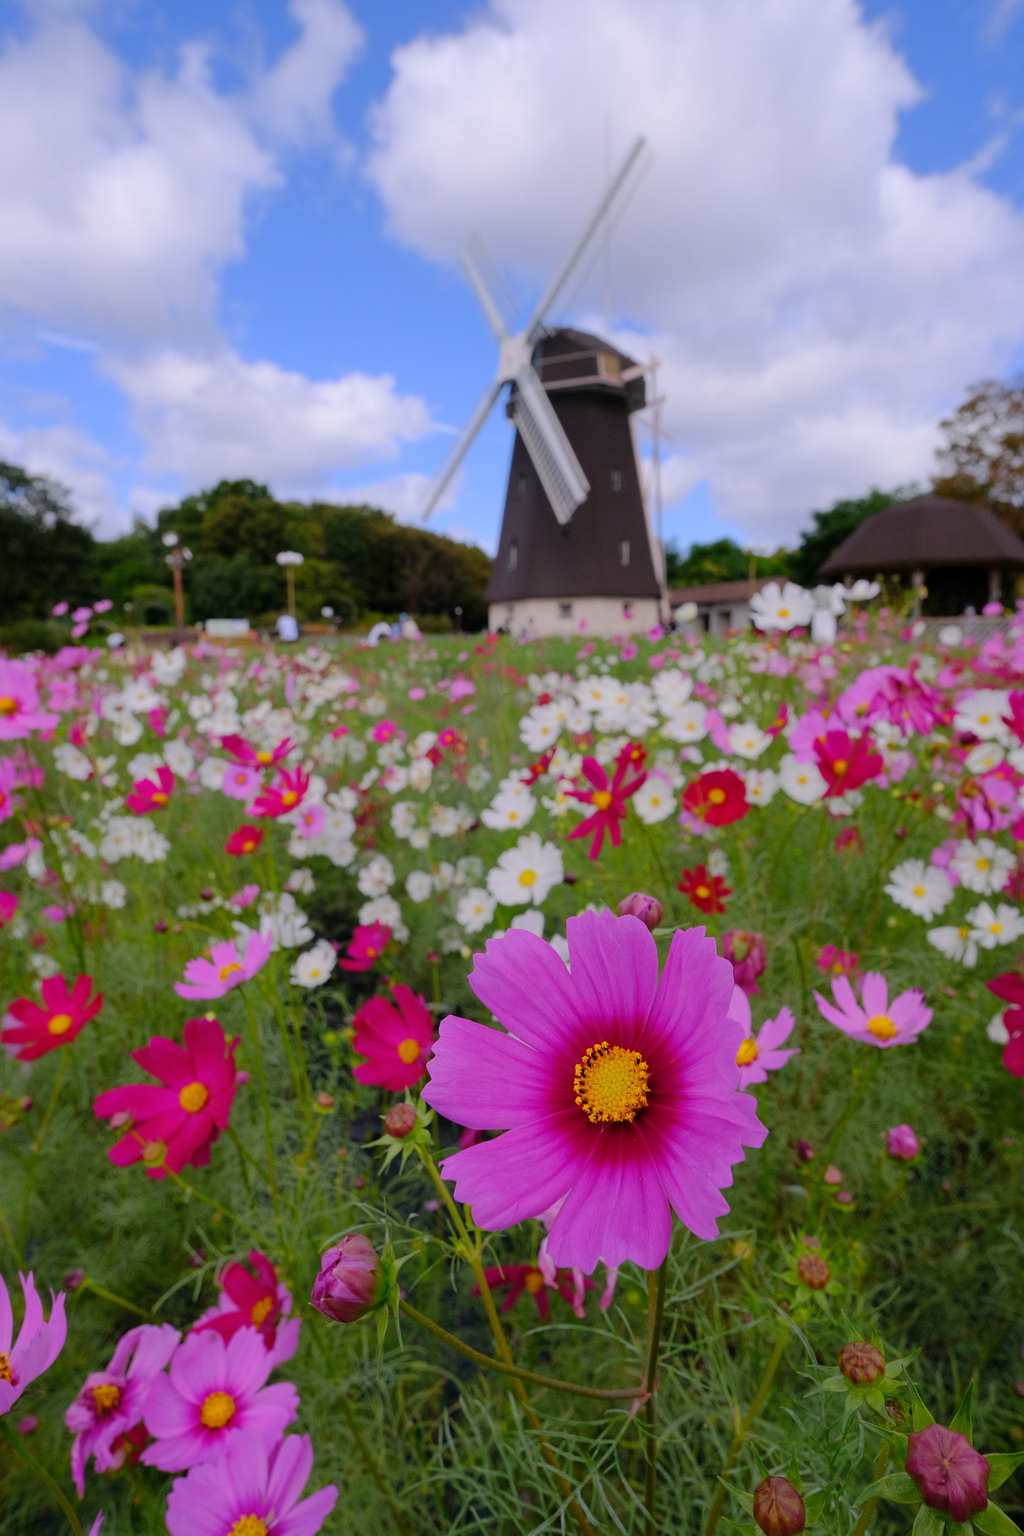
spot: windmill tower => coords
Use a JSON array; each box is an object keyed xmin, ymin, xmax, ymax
[{"xmin": 423, "ymin": 139, "xmax": 665, "ymax": 639}]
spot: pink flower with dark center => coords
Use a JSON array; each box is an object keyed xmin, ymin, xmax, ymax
[
  {"xmin": 339, "ymin": 922, "xmax": 391, "ymax": 971},
  {"xmin": 173, "ymin": 931, "xmax": 272, "ymax": 1001},
  {"xmin": 0, "ymin": 1270, "xmax": 67, "ymax": 1415},
  {"xmin": 0, "ymin": 659, "xmax": 59, "ymax": 740},
  {"xmin": 422, "ymin": 911, "xmax": 767, "ymax": 1273},
  {"xmin": 220, "ymin": 734, "xmax": 293, "ymax": 769},
  {"xmin": 165, "ymin": 1431, "xmax": 337, "ymax": 1536},
  {"xmin": 352, "ymin": 985, "xmax": 435, "ymax": 1090},
  {"xmin": 221, "ymin": 763, "xmax": 263, "ymax": 802},
  {"xmin": 125, "ymin": 765, "xmax": 175, "ymax": 815},
  {"xmin": 813, "ymin": 973, "xmax": 931, "ymax": 1048},
  {"xmin": 141, "ymin": 1326, "xmax": 298, "ymax": 1472},
  {"xmin": 93, "ymin": 1017, "xmax": 240, "ymax": 1179},
  {"xmin": 726, "ymin": 987, "xmax": 800, "ymax": 1088},
  {"xmin": 250, "ymin": 766, "xmax": 310, "ymax": 819},
  {"xmin": 65, "ymin": 1323, "xmax": 180, "ymax": 1496},
  {"xmin": 905, "ymin": 1423, "xmax": 990, "ymax": 1523}
]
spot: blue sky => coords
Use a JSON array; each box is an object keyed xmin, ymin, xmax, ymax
[{"xmin": 2, "ymin": 0, "xmax": 1024, "ymax": 556}]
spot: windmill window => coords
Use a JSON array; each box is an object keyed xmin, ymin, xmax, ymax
[
  {"xmin": 508, "ymin": 540, "xmax": 518, "ymax": 571},
  {"xmin": 611, "ymin": 469, "xmax": 623, "ymax": 492},
  {"xmin": 619, "ymin": 539, "xmax": 630, "ymax": 566},
  {"xmin": 558, "ymin": 602, "xmax": 573, "ymax": 620},
  {"xmin": 517, "ymin": 474, "xmax": 527, "ymax": 496}
]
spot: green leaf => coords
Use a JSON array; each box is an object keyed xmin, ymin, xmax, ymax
[
  {"xmin": 950, "ymin": 1380, "xmax": 976, "ymax": 1444},
  {"xmin": 719, "ymin": 1479, "xmax": 754, "ymax": 1516},
  {"xmin": 820, "ymin": 1375, "xmax": 849, "ymax": 1392},
  {"xmin": 786, "ymin": 1457, "xmax": 802, "ymax": 1492},
  {"xmin": 987, "ymin": 1454, "xmax": 1024, "ymax": 1492},
  {"xmin": 912, "ymin": 1504, "xmax": 946, "ymax": 1536},
  {"xmin": 908, "ymin": 1378, "xmax": 936, "ymax": 1431},
  {"xmin": 975, "ymin": 1505, "xmax": 1024, "ymax": 1536},
  {"xmin": 948, "ymin": 1522, "xmax": 974, "ymax": 1536},
  {"xmin": 804, "ymin": 1490, "xmax": 830, "ymax": 1524},
  {"xmin": 860, "ymin": 1472, "xmax": 921, "ymax": 1505}
]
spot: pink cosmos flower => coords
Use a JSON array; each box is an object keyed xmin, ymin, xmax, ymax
[
  {"xmin": 294, "ymin": 802, "xmax": 325, "ymax": 839},
  {"xmin": 251, "ymin": 766, "xmax": 310, "ymax": 819},
  {"xmin": 726, "ymin": 987, "xmax": 800, "ymax": 1088},
  {"xmin": 567, "ymin": 745, "xmax": 647, "ymax": 859},
  {"xmin": 422, "ymin": 912, "xmax": 767, "ymax": 1272},
  {"xmin": 0, "ymin": 659, "xmax": 59, "ymax": 740},
  {"xmin": 125, "ymin": 765, "xmax": 175, "ymax": 815},
  {"xmin": 94, "ymin": 599, "xmax": 113, "ymax": 613},
  {"xmin": 815, "ymin": 944, "xmax": 860, "ymax": 977},
  {"xmin": 813, "ymin": 973, "xmax": 932, "ymax": 1048},
  {"xmin": 0, "ymin": 1270, "xmax": 67, "ymax": 1415},
  {"xmin": 339, "ymin": 922, "xmax": 391, "ymax": 971},
  {"xmin": 220, "ymin": 734, "xmax": 293, "ymax": 769},
  {"xmin": 228, "ymin": 884, "xmax": 260, "ymax": 910},
  {"xmin": 141, "ymin": 1326, "xmax": 299, "ymax": 1473},
  {"xmin": 173, "ymin": 931, "xmax": 272, "ymax": 1001},
  {"xmin": 372, "ymin": 719, "xmax": 398, "ymax": 743},
  {"xmin": 66, "ymin": 1322, "xmax": 180, "ymax": 1496},
  {"xmin": 0, "ymin": 756, "xmax": 20, "ymax": 823},
  {"xmin": 2, "ymin": 973, "xmax": 103, "ymax": 1060},
  {"xmin": 52, "ymin": 602, "xmax": 69, "ymax": 617},
  {"xmin": 0, "ymin": 892, "xmax": 18, "ymax": 926},
  {"xmin": 221, "ymin": 763, "xmax": 263, "ymax": 802},
  {"xmin": 352, "ymin": 985, "xmax": 435, "ymax": 1090},
  {"xmin": 0, "ymin": 838, "xmax": 41, "ymax": 872},
  {"xmin": 165, "ymin": 1430, "xmax": 337, "ymax": 1536},
  {"xmin": 93, "ymin": 1017, "xmax": 240, "ymax": 1179},
  {"xmin": 71, "ymin": 606, "xmax": 92, "ymax": 623},
  {"xmin": 191, "ymin": 1252, "xmax": 299, "ymax": 1369}
]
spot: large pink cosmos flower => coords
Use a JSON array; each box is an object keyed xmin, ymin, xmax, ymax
[
  {"xmin": 165, "ymin": 1431, "xmax": 337, "ymax": 1536},
  {"xmin": 726, "ymin": 987, "xmax": 800, "ymax": 1089},
  {"xmin": 173, "ymin": 930, "xmax": 272, "ymax": 1001},
  {"xmin": 422, "ymin": 912, "xmax": 767, "ymax": 1273},
  {"xmin": 0, "ymin": 1271, "xmax": 67, "ymax": 1415},
  {"xmin": 93, "ymin": 1018, "xmax": 240, "ymax": 1178},
  {"xmin": 66, "ymin": 1322, "xmax": 180, "ymax": 1496},
  {"xmin": 0, "ymin": 659, "xmax": 59, "ymax": 740},
  {"xmin": 141, "ymin": 1326, "xmax": 298, "ymax": 1473},
  {"xmin": 813, "ymin": 973, "xmax": 931, "ymax": 1048}
]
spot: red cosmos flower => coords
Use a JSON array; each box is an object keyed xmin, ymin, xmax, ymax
[
  {"xmin": 473, "ymin": 1264, "xmax": 595, "ymax": 1321},
  {"xmin": 193, "ymin": 1251, "xmax": 282, "ymax": 1347},
  {"xmin": 812, "ymin": 730, "xmax": 883, "ymax": 796},
  {"xmin": 250, "ymin": 766, "xmax": 310, "ymax": 819},
  {"xmin": 1003, "ymin": 691, "xmax": 1024, "ymax": 744},
  {"xmin": 834, "ymin": 826, "xmax": 863, "ymax": 854},
  {"xmin": 766, "ymin": 702, "xmax": 789, "ymax": 737},
  {"xmin": 682, "ymin": 768, "xmax": 748, "ymax": 828},
  {"xmin": 985, "ymin": 972, "xmax": 1024, "ymax": 1076},
  {"xmin": 567, "ymin": 743, "xmax": 647, "ymax": 859},
  {"xmin": 125, "ymin": 765, "xmax": 175, "ymax": 815},
  {"xmin": 93, "ymin": 1018, "xmax": 240, "ymax": 1179},
  {"xmin": 339, "ymin": 922, "xmax": 391, "ymax": 972},
  {"xmin": 816, "ymin": 944, "xmax": 860, "ymax": 978},
  {"xmin": 352, "ymin": 985, "xmax": 435, "ymax": 1090},
  {"xmin": 225, "ymin": 825, "xmax": 264, "ymax": 857},
  {"xmin": 678, "ymin": 864, "xmax": 731, "ymax": 914},
  {"xmin": 2, "ymin": 974, "xmax": 102, "ymax": 1060},
  {"xmin": 523, "ymin": 748, "xmax": 556, "ymax": 785},
  {"xmin": 220, "ymin": 734, "xmax": 293, "ymax": 768}
]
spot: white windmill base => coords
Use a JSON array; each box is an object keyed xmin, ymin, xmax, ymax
[{"xmin": 489, "ymin": 595, "xmax": 661, "ymax": 641}]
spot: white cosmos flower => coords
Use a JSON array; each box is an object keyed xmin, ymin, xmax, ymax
[
  {"xmin": 290, "ymin": 938, "xmax": 337, "ymax": 989},
  {"xmin": 408, "ymin": 756, "xmax": 433, "ymax": 792},
  {"xmin": 884, "ymin": 860, "xmax": 954, "ymax": 921},
  {"xmin": 744, "ymin": 768, "xmax": 778, "ymax": 806},
  {"xmin": 660, "ymin": 701, "xmax": 709, "ymax": 744},
  {"xmin": 726, "ymin": 722, "xmax": 770, "ymax": 760},
  {"xmin": 779, "ymin": 753, "xmax": 827, "ymax": 805},
  {"xmin": 358, "ymin": 895, "xmax": 408, "ymax": 942},
  {"xmin": 519, "ymin": 705, "xmax": 563, "ymax": 753},
  {"xmin": 391, "ymin": 802, "xmax": 418, "ymax": 838},
  {"xmin": 965, "ymin": 741, "xmax": 1005, "ymax": 775},
  {"xmin": 707, "ymin": 848, "xmax": 730, "ymax": 878},
  {"xmin": 357, "ymin": 855, "xmax": 395, "ymax": 897},
  {"xmin": 114, "ymin": 716, "xmax": 143, "ymax": 746},
  {"xmin": 163, "ymin": 738, "xmax": 195, "ymax": 778},
  {"xmin": 408, "ymin": 828, "xmax": 430, "ymax": 850},
  {"xmin": 952, "ymin": 689, "xmax": 1011, "ymax": 742},
  {"xmin": 651, "ymin": 669, "xmax": 693, "ymax": 713},
  {"xmin": 966, "ymin": 901, "xmax": 1024, "ymax": 948},
  {"xmin": 987, "ymin": 1011, "xmax": 1011, "ymax": 1044},
  {"xmin": 632, "ymin": 775, "xmax": 675, "ymax": 824},
  {"xmin": 428, "ymin": 804, "xmax": 462, "ymax": 837},
  {"xmin": 456, "ymin": 887, "xmax": 496, "ymax": 933},
  {"xmin": 480, "ymin": 790, "xmax": 536, "ymax": 830},
  {"xmin": 285, "ymin": 868, "xmax": 316, "ymax": 894},
  {"xmin": 749, "ymin": 581, "xmax": 815, "ymax": 632},
  {"xmin": 927, "ymin": 924, "xmax": 978, "ymax": 968},
  {"xmin": 847, "ymin": 579, "xmax": 881, "ymax": 600},
  {"xmin": 949, "ymin": 838, "xmax": 1014, "ymax": 894},
  {"xmin": 486, "ymin": 833, "xmax": 564, "ymax": 907},
  {"xmin": 510, "ymin": 909, "xmax": 545, "ymax": 937},
  {"xmin": 99, "ymin": 880, "xmax": 126, "ymax": 909},
  {"xmin": 127, "ymin": 752, "xmax": 163, "ymax": 782},
  {"xmin": 53, "ymin": 744, "xmax": 92, "ymax": 781},
  {"xmin": 198, "ymin": 757, "xmax": 227, "ymax": 791},
  {"xmin": 406, "ymin": 870, "xmax": 433, "ymax": 903}
]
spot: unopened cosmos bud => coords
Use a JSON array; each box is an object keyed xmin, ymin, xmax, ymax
[
  {"xmin": 616, "ymin": 893, "xmax": 664, "ymax": 931},
  {"xmin": 838, "ymin": 1342, "xmax": 885, "ymax": 1385},
  {"xmin": 753, "ymin": 1477, "xmax": 806, "ymax": 1536},
  {"xmin": 796, "ymin": 1254, "xmax": 830, "ymax": 1291},
  {"xmin": 905, "ymin": 1424, "xmax": 990, "ymax": 1523},
  {"xmin": 384, "ymin": 1103, "xmax": 417, "ymax": 1139},
  {"xmin": 310, "ymin": 1233, "xmax": 382, "ymax": 1323}
]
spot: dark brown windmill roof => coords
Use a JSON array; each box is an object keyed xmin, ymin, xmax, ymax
[
  {"xmin": 819, "ymin": 496, "xmax": 1024, "ymax": 577},
  {"xmin": 531, "ymin": 328, "xmax": 647, "ymax": 413}
]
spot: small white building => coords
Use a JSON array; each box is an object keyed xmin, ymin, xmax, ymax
[{"xmin": 669, "ymin": 577, "xmax": 777, "ymax": 637}]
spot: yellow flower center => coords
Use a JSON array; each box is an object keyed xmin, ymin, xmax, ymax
[
  {"xmin": 91, "ymin": 1382, "xmax": 121, "ymax": 1415},
  {"xmin": 257, "ymin": 750, "xmax": 274, "ymax": 765},
  {"xmin": 47, "ymin": 1013, "xmax": 73, "ymax": 1036},
  {"xmin": 778, "ymin": 607, "xmax": 790, "ymax": 618},
  {"xmin": 242, "ymin": 839, "xmax": 256, "ymax": 852},
  {"xmin": 736, "ymin": 1038, "xmax": 759, "ymax": 1066},
  {"xmin": 251, "ymin": 1296, "xmax": 274, "ymax": 1327},
  {"xmin": 979, "ymin": 713, "xmax": 991, "ymax": 725},
  {"xmin": 200, "ymin": 1390, "xmax": 236, "ymax": 1429},
  {"xmin": 152, "ymin": 791, "xmax": 168, "ymax": 804},
  {"xmin": 397, "ymin": 1038, "xmax": 421, "ymax": 1065},
  {"xmin": 218, "ymin": 962, "xmax": 242, "ymax": 981},
  {"xmin": 0, "ymin": 1351, "xmax": 13, "ymax": 1383},
  {"xmin": 0, "ymin": 697, "xmax": 18, "ymax": 716},
  {"xmin": 281, "ymin": 790, "xmax": 299, "ymax": 807},
  {"xmin": 573, "ymin": 1041, "xmax": 650, "ymax": 1124},
  {"xmin": 912, "ymin": 885, "xmax": 925, "ymax": 897},
  {"xmin": 989, "ymin": 922, "xmax": 1003, "ymax": 935},
  {"xmin": 695, "ymin": 884, "xmax": 711, "ymax": 900},
  {"xmin": 958, "ymin": 926, "xmax": 971, "ymax": 939},
  {"xmin": 518, "ymin": 869, "xmax": 537, "ymax": 886},
  {"xmin": 230, "ymin": 1518, "xmax": 269, "ymax": 1536},
  {"xmin": 707, "ymin": 787, "xmax": 726, "ymax": 805},
  {"xmin": 179, "ymin": 1081, "xmax": 210, "ymax": 1113},
  {"xmin": 591, "ymin": 790, "xmax": 613, "ymax": 810},
  {"xmin": 832, "ymin": 759, "xmax": 848, "ymax": 776},
  {"xmin": 976, "ymin": 858, "xmax": 990, "ymax": 871},
  {"xmin": 865, "ymin": 1014, "xmax": 898, "ymax": 1040},
  {"xmin": 525, "ymin": 1271, "xmax": 545, "ymax": 1294}
]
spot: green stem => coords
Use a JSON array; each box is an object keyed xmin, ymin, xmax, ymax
[
  {"xmin": 334, "ymin": 1389, "xmax": 411, "ymax": 1536},
  {"xmin": 78, "ymin": 1277, "xmax": 159, "ymax": 1321},
  {"xmin": 163, "ymin": 1169, "xmax": 266, "ymax": 1247},
  {"xmin": 239, "ymin": 992, "xmax": 282, "ymax": 1231},
  {"xmin": 20, "ymin": 1051, "xmax": 70, "ymax": 1251},
  {"xmin": 0, "ymin": 1416, "xmax": 85, "ymax": 1535},
  {"xmin": 821, "ymin": 1051, "xmax": 885, "ymax": 1170},
  {"xmin": 705, "ymin": 1321, "xmax": 791, "ymax": 1536},
  {"xmin": 644, "ymin": 1260, "xmax": 669, "ymax": 1536},
  {"xmin": 398, "ymin": 1299, "xmax": 644, "ymax": 1400},
  {"xmin": 850, "ymin": 1439, "xmax": 890, "ymax": 1536}
]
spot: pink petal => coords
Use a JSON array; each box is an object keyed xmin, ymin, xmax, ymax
[
  {"xmin": 563, "ymin": 910, "xmax": 660, "ymax": 1051},
  {"xmin": 423, "ymin": 1017, "xmax": 560, "ymax": 1128},
  {"xmin": 265, "ymin": 1433, "xmax": 314, "ymax": 1515},
  {"xmin": 640, "ymin": 926, "xmax": 734, "ymax": 1060},
  {"xmin": 440, "ymin": 1113, "xmax": 591, "ymax": 1229},
  {"xmin": 278, "ymin": 1486, "xmax": 339, "ymax": 1536},
  {"xmin": 545, "ymin": 1130, "xmax": 673, "ymax": 1271},
  {"xmin": 468, "ymin": 929, "xmax": 585, "ymax": 1053},
  {"xmin": 859, "ymin": 973, "xmax": 889, "ymax": 1017},
  {"xmin": 756, "ymin": 1007, "xmax": 795, "ymax": 1051}
]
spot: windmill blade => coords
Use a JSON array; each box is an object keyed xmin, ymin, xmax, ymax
[
  {"xmin": 422, "ymin": 379, "xmax": 505, "ymax": 519},
  {"xmin": 464, "ymin": 234, "xmax": 518, "ymax": 336},
  {"xmin": 525, "ymin": 136, "xmax": 650, "ymax": 339},
  {"xmin": 461, "ymin": 248, "xmax": 509, "ymax": 342},
  {"xmin": 511, "ymin": 364, "xmax": 590, "ymax": 525}
]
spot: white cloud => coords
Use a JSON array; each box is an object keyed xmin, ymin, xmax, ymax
[
  {"xmin": 332, "ymin": 469, "xmax": 461, "ymax": 521},
  {"xmin": 0, "ymin": 417, "xmax": 123, "ymax": 534},
  {"xmin": 367, "ymin": 0, "xmax": 1024, "ymax": 541},
  {"xmin": 252, "ymin": 0, "xmax": 364, "ymax": 145}
]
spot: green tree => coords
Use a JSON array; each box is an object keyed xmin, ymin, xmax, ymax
[
  {"xmin": 788, "ymin": 489, "xmax": 908, "ymax": 586},
  {"xmin": 665, "ymin": 538, "xmax": 793, "ymax": 589},
  {"xmin": 933, "ymin": 375, "xmax": 1024, "ymax": 532},
  {"xmin": 0, "ymin": 463, "xmax": 96, "ymax": 620}
]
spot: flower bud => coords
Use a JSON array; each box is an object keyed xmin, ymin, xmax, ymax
[
  {"xmin": 311, "ymin": 1234, "xmax": 382, "ymax": 1323},
  {"xmin": 905, "ymin": 1424, "xmax": 990, "ymax": 1523},
  {"xmin": 752, "ymin": 1476, "xmax": 806, "ymax": 1536},
  {"xmin": 315, "ymin": 1092, "xmax": 335, "ymax": 1110},
  {"xmin": 796, "ymin": 1254, "xmax": 830, "ymax": 1290},
  {"xmin": 722, "ymin": 930, "xmax": 767, "ymax": 994},
  {"xmin": 838, "ymin": 1342, "xmax": 885, "ymax": 1385},
  {"xmin": 795, "ymin": 1140, "xmax": 815, "ymax": 1163},
  {"xmin": 384, "ymin": 1103, "xmax": 417, "ymax": 1139},
  {"xmin": 616, "ymin": 893, "xmax": 664, "ymax": 930},
  {"xmin": 886, "ymin": 1124, "xmax": 920, "ymax": 1161}
]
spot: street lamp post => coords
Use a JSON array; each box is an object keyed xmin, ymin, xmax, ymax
[
  {"xmin": 276, "ymin": 551, "xmax": 304, "ymax": 617},
  {"xmin": 162, "ymin": 532, "xmax": 192, "ymax": 631}
]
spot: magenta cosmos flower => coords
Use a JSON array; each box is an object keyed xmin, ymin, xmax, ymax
[
  {"xmin": 1, "ymin": 973, "xmax": 103, "ymax": 1061},
  {"xmin": 0, "ymin": 1271, "xmax": 67, "ymax": 1415},
  {"xmin": 125, "ymin": 765, "xmax": 175, "ymax": 815},
  {"xmin": 813, "ymin": 972, "xmax": 931, "ymax": 1048},
  {"xmin": 93, "ymin": 1017, "xmax": 240, "ymax": 1178},
  {"xmin": 422, "ymin": 912, "xmax": 767, "ymax": 1272},
  {"xmin": 141, "ymin": 1325, "xmax": 298, "ymax": 1473},
  {"xmin": 66, "ymin": 1322, "xmax": 180, "ymax": 1496},
  {"xmin": 726, "ymin": 987, "xmax": 799, "ymax": 1089},
  {"xmin": 0, "ymin": 659, "xmax": 59, "ymax": 740},
  {"xmin": 165, "ymin": 1430, "xmax": 337, "ymax": 1536},
  {"xmin": 173, "ymin": 930, "xmax": 272, "ymax": 1001},
  {"xmin": 192, "ymin": 1251, "xmax": 300, "ymax": 1370},
  {"xmin": 352, "ymin": 985, "xmax": 435, "ymax": 1090}
]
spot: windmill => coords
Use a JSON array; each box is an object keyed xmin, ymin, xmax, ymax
[{"xmin": 422, "ymin": 137, "xmax": 665, "ymax": 639}]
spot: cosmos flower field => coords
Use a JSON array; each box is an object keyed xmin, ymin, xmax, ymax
[{"xmin": 1, "ymin": 596, "xmax": 1023, "ymax": 1535}]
